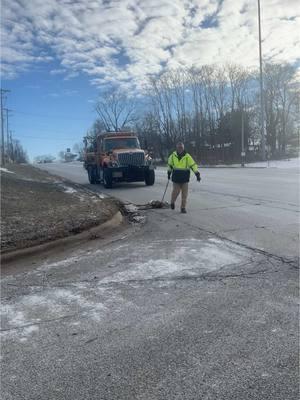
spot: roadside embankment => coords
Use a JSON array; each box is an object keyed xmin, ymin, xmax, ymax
[{"xmin": 1, "ymin": 164, "xmax": 120, "ymax": 254}]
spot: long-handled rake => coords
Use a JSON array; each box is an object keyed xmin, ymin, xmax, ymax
[
  {"xmin": 160, "ymin": 179, "xmax": 170, "ymax": 203},
  {"xmin": 136, "ymin": 179, "xmax": 170, "ymax": 210}
]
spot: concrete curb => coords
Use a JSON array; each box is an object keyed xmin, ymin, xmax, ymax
[{"xmin": 1, "ymin": 211, "xmax": 123, "ymax": 265}]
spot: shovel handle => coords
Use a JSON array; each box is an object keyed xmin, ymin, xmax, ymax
[{"xmin": 161, "ymin": 179, "xmax": 170, "ymax": 203}]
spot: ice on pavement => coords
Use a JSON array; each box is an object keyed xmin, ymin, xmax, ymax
[
  {"xmin": 1, "ymin": 287, "xmax": 108, "ymax": 341},
  {"xmin": 1, "ymin": 237, "xmax": 250, "ymax": 341},
  {"xmin": 100, "ymin": 238, "xmax": 248, "ymax": 284}
]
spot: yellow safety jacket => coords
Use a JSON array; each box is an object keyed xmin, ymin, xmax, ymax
[{"xmin": 168, "ymin": 151, "xmax": 198, "ymax": 183}]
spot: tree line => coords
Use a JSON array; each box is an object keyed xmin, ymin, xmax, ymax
[
  {"xmin": 2, "ymin": 139, "xmax": 28, "ymax": 164},
  {"xmin": 87, "ymin": 62, "xmax": 299, "ymax": 164}
]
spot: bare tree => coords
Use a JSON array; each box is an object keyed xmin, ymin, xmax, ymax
[
  {"xmin": 89, "ymin": 62, "xmax": 298, "ymax": 164},
  {"xmin": 264, "ymin": 63, "xmax": 299, "ymax": 156},
  {"xmin": 95, "ymin": 89, "xmax": 137, "ymax": 132},
  {"xmin": 73, "ymin": 142, "xmax": 84, "ymax": 160},
  {"xmin": 10, "ymin": 140, "xmax": 28, "ymax": 163}
]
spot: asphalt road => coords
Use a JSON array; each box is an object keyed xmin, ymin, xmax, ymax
[
  {"xmin": 38, "ymin": 161, "xmax": 299, "ymax": 260},
  {"xmin": 1, "ymin": 162, "xmax": 299, "ymax": 400}
]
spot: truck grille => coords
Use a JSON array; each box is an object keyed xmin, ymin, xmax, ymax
[{"xmin": 117, "ymin": 152, "xmax": 145, "ymax": 166}]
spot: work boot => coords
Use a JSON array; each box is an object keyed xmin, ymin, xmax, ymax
[
  {"xmin": 181, "ymin": 208, "xmax": 187, "ymax": 214},
  {"xmin": 171, "ymin": 203, "xmax": 175, "ymax": 210}
]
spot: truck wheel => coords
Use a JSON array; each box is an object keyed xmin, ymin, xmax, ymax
[
  {"xmin": 88, "ymin": 166, "xmax": 97, "ymax": 184},
  {"xmin": 145, "ymin": 169, "xmax": 155, "ymax": 186},
  {"xmin": 103, "ymin": 168, "xmax": 113, "ymax": 188}
]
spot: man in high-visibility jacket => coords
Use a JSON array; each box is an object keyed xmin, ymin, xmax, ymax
[{"xmin": 167, "ymin": 142, "xmax": 201, "ymax": 213}]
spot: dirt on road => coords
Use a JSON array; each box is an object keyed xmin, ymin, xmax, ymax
[{"xmin": 1, "ymin": 164, "xmax": 120, "ymax": 253}]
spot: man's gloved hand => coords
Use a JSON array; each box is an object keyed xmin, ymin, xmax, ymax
[
  {"xmin": 167, "ymin": 171, "xmax": 172, "ymax": 180},
  {"xmin": 196, "ymin": 172, "xmax": 201, "ymax": 182}
]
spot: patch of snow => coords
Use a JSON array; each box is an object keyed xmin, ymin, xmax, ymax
[
  {"xmin": 132, "ymin": 215, "xmax": 146, "ymax": 223},
  {"xmin": 201, "ymin": 157, "xmax": 300, "ymax": 169},
  {"xmin": 60, "ymin": 184, "xmax": 77, "ymax": 194},
  {"xmin": 124, "ymin": 204, "xmax": 138, "ymax": 213},
  {"xmin": 208, "ymin": 238, "xmax": 223, "ymax": 244},
  {"xmin": 0, "ymin": 167, "xmax": 14, "ymax": 174},
  {"xmin": 38, "ymin": 255, "xmax": 83, "ymax": 270},
  {"xmin": 246, "ymin": 157, "xmax": 300, "ymax": 169}
]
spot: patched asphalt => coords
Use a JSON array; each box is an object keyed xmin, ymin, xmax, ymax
[{"xmin": 1, "ymin": 212, "xmax": 299, "ymax": 400}]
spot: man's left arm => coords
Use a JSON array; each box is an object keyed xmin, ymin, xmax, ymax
[{"xmin": 188, "ymin": 155, "xmax": 201, "ymax": 182}]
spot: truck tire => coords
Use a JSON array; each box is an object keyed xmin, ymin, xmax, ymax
[
  {"xmin": 88, "ymin": 166, "xmax": 97, "ymax": 184},
  {"xmin": 145, "ymin": 169, "xmax": 155, "ymax": 186},
  {"xmin": 103, "ymin": 168, "xmax": 113, "ymax": 188}
]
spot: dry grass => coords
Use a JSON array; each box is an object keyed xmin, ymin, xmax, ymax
[{"xmin": 1, "ymin": 164, "xmax": 118, "ymax": 253}]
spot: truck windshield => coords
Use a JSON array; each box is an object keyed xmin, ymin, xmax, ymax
[{"xmin": 104, "ymin": 137, "xmax": 140, "ymax": 152}]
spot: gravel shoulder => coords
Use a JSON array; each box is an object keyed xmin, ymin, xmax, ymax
[{"xmin": 1, "ymin": 164, "xmax": 120, "ymax": 253}]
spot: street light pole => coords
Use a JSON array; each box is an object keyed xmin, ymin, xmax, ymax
[
  {"xmin": 241, "ymin": 105, "xmax": 245, "ymax": 167},
  {"xmin": 258, "ymin": 0, "xmax": 266, "ymax": 160},
  {"xmin": 0, "ymin": 90, "xmax": 5, "ymax": 166}
]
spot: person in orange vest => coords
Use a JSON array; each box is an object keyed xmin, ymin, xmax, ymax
[{"xmin": 167, "ymin": 142, "xmax": 201, "ymax": 213}]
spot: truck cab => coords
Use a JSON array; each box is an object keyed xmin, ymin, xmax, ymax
[{"xmin": 83, "ymin": 132, "xmax": 155, "ymax": 188}]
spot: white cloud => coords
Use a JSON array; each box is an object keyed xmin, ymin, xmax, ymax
[
  {"xmin": 50, "ymin": 68, "xmax": 67, "ymax": 75},
  {"xmin": 1, "ymin": 0, "xmax": 299, "ymax": 90}
]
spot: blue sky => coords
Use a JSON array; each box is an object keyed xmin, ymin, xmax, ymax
[
  {"xmin": 2, "ymin": 64, "xmax": 98, "ymax": 160},
  {"xmin": 1, "ymin": 0, "xmax": 299, "ymax": 160}
]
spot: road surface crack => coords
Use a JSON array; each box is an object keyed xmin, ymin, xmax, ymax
[
  {"xmin": 149, "ymin": 211, "xmax": 299, "ymax": 269},
  {"xmin": 0, "ymin": 313, "xmax": 77, "ymax": 333}
]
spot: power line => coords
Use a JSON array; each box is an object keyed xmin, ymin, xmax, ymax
[
  {"xmin": 14, "ymin": 134, "xmax": 80, "ymax": 141},
  {"xmin": 11, "ymin": 125, "xmax": 85, "ymax": 134},
  {"xmin": 13, "ymin": 110, "xmax": 93, "ymax": 121}
]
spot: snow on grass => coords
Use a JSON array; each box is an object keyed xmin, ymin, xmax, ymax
[
  {"xmin": 199, "ymin": 157, "xmax": 300, "ymax": 169},
  {"xmin": 0, "ymin": 167, "xmax": 14, "ymax": 174}
]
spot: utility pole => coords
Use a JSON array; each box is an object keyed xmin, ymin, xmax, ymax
[
  {"xmin": 241, "ymin": 106, "xmax": 245, "ymax": 167},
  {"xmin": 4, "ymin": 108, "xmax": 12, "ymax": 162},
  {"xmin": 0, "ymin": 89, "xmax": 10, "ymax": 166},
  {"xmin": 258, "ymin": 0, "xmax": 266, "ymax": 160},
  {"xmin": 9, "ymin": 130, "xmax": 14, "ymax": 162}
]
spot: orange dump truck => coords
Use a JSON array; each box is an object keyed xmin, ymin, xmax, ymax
[{"xmin": 83, "ymin": 132, "xmax": 155, "ymax": 188}]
